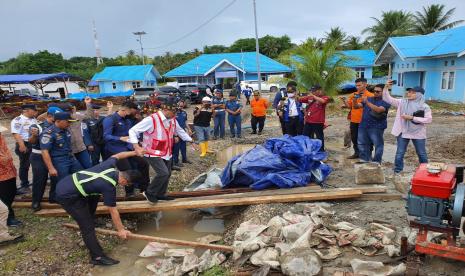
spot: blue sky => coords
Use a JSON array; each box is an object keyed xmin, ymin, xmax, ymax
[{"xmin": 1, "ymin": 0, "xmax": 464, "ymax": 60}]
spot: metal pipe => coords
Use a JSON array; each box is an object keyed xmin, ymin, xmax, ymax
[{"xmin": 252, "ymin": 0, "xmax": 261, "ymax": 92}]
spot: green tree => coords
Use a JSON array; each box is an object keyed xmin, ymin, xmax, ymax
[
  {"xmin": 324, "ymin": 27, "xmax": 347, "ymax": 48},
  {"xmin": 291, "ymin": 39, "xmax": 355, "ymax": 95},
  {"xmin": 203, "ymin": 45, "xmax": 228, "ymax": 54},
  {"xmin": 343, "ymin": 36, "xmax": 365, "ymax": 50},
  {"xmin": 228, "ymin": 38, "xmax": 256, "ymax": 53},
  {"xmin": 259, "ymin": 35, "xmax": 293, "ymax": 58},
  {"xmin": 413, "ymin": 4, "xmax": 464, "ymax": 34},
  {"xmin": 362, "ymin": 10, "xmax": 414, "ymax": 51}
]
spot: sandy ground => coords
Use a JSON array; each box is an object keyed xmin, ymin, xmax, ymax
[{"xmin": 0, "ymin": 97, "xmax": 464, "ymax": 275}]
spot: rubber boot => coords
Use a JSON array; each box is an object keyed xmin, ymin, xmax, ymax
[
  {"xmin": 199, "ymin": 142, "xmax": 207, "ymax": 157},
  {"xmin": 205, "ymin": 141, "xmax": 214, "ymax": 153}
]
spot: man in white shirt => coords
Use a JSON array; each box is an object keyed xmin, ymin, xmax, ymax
[
  {"xmin": 11, "ymin": 104, "xmax": 38, "ymax": 194},
  {"xmin": 128, "ymin": 104, "xmax": 194, "ymax": 204}
]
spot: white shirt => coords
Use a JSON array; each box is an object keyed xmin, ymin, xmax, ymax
[
  {"xmin": 11, "ymin": 114, "xmax": 37, "ymax": 141},
  {"xmin": 128, "ymin": 111, "xmax": 192, "ymax": 145},
  {"xmin": 288, "ymin": 98, "xmax": 298, "ymax": 117}
]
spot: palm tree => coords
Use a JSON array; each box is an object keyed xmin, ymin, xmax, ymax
[
  {"xmin": 413, "ymin": 4, "xmax": 464, "ymax": 34},
  {"xmin": 291, "ymin": 39, "xmax": 355, "ymax": 96},
  {"xmin": 344, "ymin": 36, "xmax": 364, "ymax": 50},
  {"xmin": 324, "ymin": 27, "xmax": 347, "ymax": 48},
  {"xmin": 362, "ymin": 10, "xmax": 414, "ymax": 51}
]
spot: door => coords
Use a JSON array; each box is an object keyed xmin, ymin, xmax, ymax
[{"xmin": 419, "ymin": 72, "xmax": 425, "ymax": 88}]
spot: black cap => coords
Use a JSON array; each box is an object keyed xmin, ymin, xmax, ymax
[
  {"xmin": 311, "ymin": 84, "xmax": 322, "ymax": 91},
  {"xmin": 406, "ymin": 87, "xmax": 413, "ymax": 91},
  {"xmin": 412, "ymin": 86, "xmax": 425, "ymax": 95},
  {"xmin": 286, "ymin": 81, "xmax": 297, "ymax": 87},
  {"xmin": 229, "ymin": 92, "xmax": 237, "ymax": 97},
  {"xmin": 91, "ymin": 104, "xmax": 102, "ymax": 109},
  {"xmin": 21, "ymin": 104, "xmax": 37, "ymax": 110},
  {"xmin": 54, "ymin": 112, "xmax": 76, "ymax": 121}
]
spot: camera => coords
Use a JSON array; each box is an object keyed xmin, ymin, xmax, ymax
[{"xmin": 391, "ymin": 80, "xmax": 397, "ymax": 85}]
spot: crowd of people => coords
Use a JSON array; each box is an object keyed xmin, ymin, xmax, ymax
[{"xmin": 0, "ymin": 78, "xmax": 433, "ymax": 265}]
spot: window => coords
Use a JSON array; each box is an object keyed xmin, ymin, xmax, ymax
[
  {"xmin": 441, "ymin": 71, "xmax": 455, "ymax": 90},
  {"xmin": 412, "ymin": 63, "xmax": 415, "ymax": 68},
  {"xmin": 444, "ymin": 61, "xmax": 448, "ymax": 66},
  {"xmin": 451, "ymin": 60, "xmax": 455, "ymax": 66},
  {"xmin": 406, "ymin": 63, "xmax": 409, "ymax": 68},
  {"xmin": 355, "ymin": 67, "xmax": 365, "ymax": 78},
  {"xmin": 401, "ymin": 64, "xmax": 404, "ymax": 68},
  {"xmin": 112, "ymin": 82, "xmax": 116, "ymax": 90},
  {"xmin": 132, "ymin": 81, "xmax": 141, "ymax": 89},
  {"xmin": 397, "ymin": 73, "xmax": 403, "ymax": 87}
]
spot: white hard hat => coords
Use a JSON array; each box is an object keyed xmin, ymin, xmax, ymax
[{"xmin": 202, "ymin": 96, "xmax": 212, "ymax": 102}]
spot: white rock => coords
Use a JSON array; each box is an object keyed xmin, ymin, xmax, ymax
[
  {"xmin": 234, "ymin": 220, "xmax": 268, "ymax": 241},
  {"xmin": 250, "ymin": 247, "xmax": 280, "ymax": 269},
  {"xmin": 280, "ymin": 248, "xmax": 322, "ymax": 276},
  {"xmin": 355, "ymin": 163, "xmax": 385, "ymax": 184},
  {"xmin": 282, "ymin": 211, "xmax": 312, "ymax": 224},
  {"xmin": 282, "ymin": 221, "xmax": 313, "ymax": 243},
  {"xmin": 139, "ymin": 242, "xmax": 170, "ymax": 257},
  {"xmin": 350, "ymin": 259, "xmax": 406, "ymax": 276}
]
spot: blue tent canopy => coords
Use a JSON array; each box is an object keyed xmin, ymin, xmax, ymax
[{"xmin": 0, "ymin": 72, "xmax": 84, "ymax": 84}]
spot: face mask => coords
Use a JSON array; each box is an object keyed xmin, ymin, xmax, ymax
[{"xmin": 288, "ymin": 93, "xmax": 295, "ymax": 98}]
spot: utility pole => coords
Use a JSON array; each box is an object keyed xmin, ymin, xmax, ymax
[
  {"xmin": 133, "ymin": 31, "xmax": 147, "ymax": 65},
  {"xmin": 253, "ymin": 0, "xmax": 261, "ymax": 92}
]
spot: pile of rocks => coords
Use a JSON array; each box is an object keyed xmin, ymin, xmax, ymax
[{"xmin": 230, "ymin": 203, "xmax": 411, "ymax": 275}]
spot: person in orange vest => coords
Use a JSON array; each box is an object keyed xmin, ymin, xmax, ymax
[
  {"xmin": 128, "ymin": 103, "xmax": 196, "ymax": 204},
  {"xmin": 340, "ymin": 78, "xmax": 374, "ymax": 159},
  {"xmin": 250, "ymin": 91, "xmax": 270, "ymax": 135}
]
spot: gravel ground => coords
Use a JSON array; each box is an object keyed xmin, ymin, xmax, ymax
[{"xmin": 0, "ymin": 98, "xmax": 464, "ymax": 275}]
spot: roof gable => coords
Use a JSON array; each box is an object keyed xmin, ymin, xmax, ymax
[
  {"xmin": 376, "ymin": 26, "xmax": 465, "ymax": 64},
  {"xmin": 340, "ymin": 50, "xmax": 376, "ymax": 67},
  {"xmin": 92, "ymin": 65, "xmax": 160, "ymax": 82},
  {"xmin": 164, "ymin": 52, "xmax": 291, "ymax": 77}
]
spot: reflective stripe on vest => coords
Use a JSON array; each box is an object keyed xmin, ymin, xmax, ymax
[{"xmin": 72, "ymin": 168, "xmax": 116, "ymax": 197}]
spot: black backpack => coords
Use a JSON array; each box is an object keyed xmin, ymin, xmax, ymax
[{"xmin": 87, "ymin": 115, "xmax": 117, "ymax": 145}]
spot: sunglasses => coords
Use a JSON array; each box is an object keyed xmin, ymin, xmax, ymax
[{"xmin": 374, "ymin": 90, "xmax": 383, "ymax": 93}]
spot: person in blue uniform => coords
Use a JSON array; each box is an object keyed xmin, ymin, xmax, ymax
[
  {"xmin": 225, "ymin": 91, "xmax": 243, "ymax": 138},
  {"xmin": 28, "ymin": 106, "xmax": 62, "ymax": 211},
  {"xmin": 84, "ymin": 103, "xmax": 106, "ymax": 166},
  {"xmin": 212, "ymin": 90, "xmax": 226, "ymax": 139},
  {"xmin": 172, "ymin": 100, "xmax": 192, "ymax": 167},
  {"xmin": 56, "ymin": 151, "xmax": 141, "ymax": 266},
  {"xmin": 40, "ymin": 112, "xmax": 83, "ymax": 203},
  {"xmin": 242, "ymin": 85, "xmax": 252, "ymax": 105},
  {"xmin": 102, "ymin": 101, "xmax": 149, "ymax": 197}
]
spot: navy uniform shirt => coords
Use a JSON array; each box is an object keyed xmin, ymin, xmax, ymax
[
  {"xmin": 40, "ymin": 125, "xmax": 73, "ymax": 158},
  {"xmin": 56, "ymin": 157, "xmax": 118, "ymax": 207},
  {"xmin": 102, "ymin": 112, "xmax": 134, "ymax": 153},
  {"xmin": 360, "ymin": 97, "xmax": 391, "ymax": 129},
  {"xmin": 29, "ymin": 120, "xmax": 52, "ymax": 150},
  {"xmin": 212, "ymin": 97, "xmax": 226, "ymax": 114},
  {"xmin": 175, "ymin": 109, "xmax": 188, "ymax": 129},
  {"xmin": 225, "ymin": 100, "xmax": 242, "ymax": 116}
]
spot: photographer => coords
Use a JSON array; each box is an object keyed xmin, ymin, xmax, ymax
[
  {"xmin": 340, "ymin": 78, "xmax": 374, "ymax": 159},
  {"xmin": 382, "ymin": 81, "xmax": 432, "ymax": 173},
  {"xmin": 193, "ymin": 97, "xmax": 215, "ymax": 157}
]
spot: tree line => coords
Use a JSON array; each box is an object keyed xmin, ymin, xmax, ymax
[{"xmin": 0, "ymin": 4, "xmax": 462, "ymax": 81}]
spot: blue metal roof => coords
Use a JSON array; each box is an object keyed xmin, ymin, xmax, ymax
[
  {"xmin": 381, "ymin": 26, "xmax": 465, "ymax": 59},
  {"xmin": 91, "ymin": 65, "xmax": 161, "ymax": 82},
  {"xmin": 164, "ymin": 52, "xmax": 291, "ymax": 77},
  {"xmin": 0, "ymin": 72, "xmax": 83, "ymax": 84},
  {"xmin": 340, "ymin": 50, "xmax": 376, "ymax": 67}
]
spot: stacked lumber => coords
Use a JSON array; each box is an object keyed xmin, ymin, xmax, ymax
[{"xmin": 33, "ymin": 186, "xmax": 398, "ymax": 217}]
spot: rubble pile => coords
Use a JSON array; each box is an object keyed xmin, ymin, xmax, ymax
[{"xmin": 230, "ymin": 203, "xmax": 412, "ymax": 275}]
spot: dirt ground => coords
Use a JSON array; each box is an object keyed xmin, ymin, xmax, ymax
[{"xmin": 0, "ymin": 97, "xmax": 464, "ymax": 275}]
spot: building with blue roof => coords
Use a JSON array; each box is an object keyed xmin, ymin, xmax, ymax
[
  {"xmin": 376, "ymin": 26, "xmax": 465, "ymax": 103},
  {"xmin": 340, "ymin": 49, "xmax": 376, "ymax": 80},
  {"xmin": 91, "ymin": 65, "xmax": 160, "ymax": 93},
  {"xmin": 164, "ymin": 52, "xmax": 291, "ymax": 88}
]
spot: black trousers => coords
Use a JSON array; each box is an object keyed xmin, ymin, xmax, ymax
[
  {"xmin": 58, "ymin": 196, "xmax": 103, "ymax": 259},
  {"xmin": 90, "ymin": 144, "xmax": 105, "ymax": 166},
  {"xmin": 285, "ymin": 117, "xmax": 302, "ymax": 137},
  {"xmin": 109, "ymin": 152, "xmax": 150, "ymax": 193},
  {"xmin": 279, "ymin": 115, "xmax": 287, "ymax": 135},
  {"xmin": 304, "ymin": 123, "xmax": 325, "ymax": 151},
  {"xmin": 30, "ymin": 153, "xmax": 49, "ymax": 203},
  {"xmin": 350, "ymin": 122, "xmax": 360, "ymax": 155},
  {"xmin": 144, "ymin": 157, "xmax": 172, "ymax": 202},
  {"xmin": 14, "ymin": 142, "xmax": 32, "ymax": 188},
  {"xmin": 245, "ymin": 96, "xmax": 250, "ymax": 105},
  {"xmin": 0, "ymin": 177, "xmax": 17, "ymax": 220},
  {"xmin": 251, "ymin": 115, "xmax": 266, "ymax": 133}
]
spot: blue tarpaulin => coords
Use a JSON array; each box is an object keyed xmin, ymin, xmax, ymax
[
  {"xmin": 0, "ymin": 73, "xmax": 83, "ymax": 84},
  {"xmin": 221, "ymin": 135, "xmax": 332, "ymax": 190},
  {"xmin": 67, "ymin": 90, "xmax": 134, "ymax": 100}
]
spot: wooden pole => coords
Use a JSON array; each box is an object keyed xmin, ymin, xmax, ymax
[{"xmin": 63, "ymin": 223, "xmax": 234, "ymax": 252}]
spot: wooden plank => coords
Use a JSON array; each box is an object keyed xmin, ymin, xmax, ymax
[
  {"xmin": 37, "ymin": 190, "xmax": 363, "ymax": 217},
  {"xmin": 63, "ymin": 223, "xmax": 234, "ymax": 252},
  {"xmin": 355, "ymin": 193, "xmax": 403, "ymax": 201}
]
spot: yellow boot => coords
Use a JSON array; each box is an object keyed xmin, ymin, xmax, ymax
[
  {"xmin": 205, "ymin": 141, "xmax": 214, "ymax": 153},
  {"xmin": 199, "ymin": 142, "xmax": 207, "ymax": 157}
]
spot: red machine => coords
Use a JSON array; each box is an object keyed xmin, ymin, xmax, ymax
[{"xmin": 407, "ymin": 163, "xmax": 465, "ymax": 261}]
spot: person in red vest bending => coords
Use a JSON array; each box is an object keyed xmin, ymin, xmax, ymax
[{"xmin": 128, "ymin": 103, "xmax": 196, "ymax": 204}]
